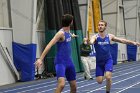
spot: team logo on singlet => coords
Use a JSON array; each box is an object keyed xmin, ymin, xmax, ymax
[
  {"xmin": 98, "ymin": 41, "xmax": 109, "ymax": 45},
  {"xmin": 66, "ymin": 37, "xmax": 71, "ymax": 42}
]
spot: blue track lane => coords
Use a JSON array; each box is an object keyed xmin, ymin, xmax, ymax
[{"xmin": 0, "ymin": 61, "xmax": 140, "ymax": 93}]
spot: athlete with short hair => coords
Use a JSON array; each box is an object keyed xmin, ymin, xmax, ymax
[
  {"xmin": 89, "ymin": 20, "xmax": 140, "ymax": 93},
  {"xmin": 35, "ymin": 14, "xmax": 77, "ymax": 93}
]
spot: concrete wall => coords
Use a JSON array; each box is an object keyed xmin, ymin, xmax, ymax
[
  {"xmin": 78, "ymin": 0, "xmax": 88, "ymax": 37},
  {"xmin": 10, "ymin": 0, "xmax": 34, "ymax": 44},
  {"xmin": 0, "ymin": 0, "xmax": 9, "ymax": 27},
  {"xmin": 123, "ymin": 0, "xmax": 140, "ymax": 60},
  {"xmin": 0, "ymin": 0, "xmax": 16, "ymax": 86},
  {"xmin": 0, "ymin": 29, "xmax": 16, "ymax": 86},
  {"xmin": 10, "ymin": 0, "xmax": 45, "ymax": 56},
  {"xmin": 124, "ymin": 0, "xmax": 139, "ymax": 41}
]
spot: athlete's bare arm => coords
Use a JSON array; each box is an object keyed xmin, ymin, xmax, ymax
[
  {"xmin": 109, "ymin": 34, "xmax": 140, "ymax": 46},
  {"xmin": 35, "ymin": 31, "xmax": 64, "ymax": 68},
  {"xmin": 89, "ymin": 35, "xmax": 96, "ymax": 44}
]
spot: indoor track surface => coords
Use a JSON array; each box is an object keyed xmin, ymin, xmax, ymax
[{"xmin": 0, "ymin": 61, "xmax": 140, "ymax": 93}]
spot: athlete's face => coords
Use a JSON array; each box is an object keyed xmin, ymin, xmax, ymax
[{"xmin": 98, "ymin": 21, "xmax": 106, "ymax": 32}]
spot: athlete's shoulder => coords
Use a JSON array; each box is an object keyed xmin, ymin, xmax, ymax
[
  {"xmin": 108, "ymin": 33, "xmax": 115, "ymax": 40},
  {"xmin": 53, "ymin": 29, "xmax": 65, "ymax": 40},
  {"xmin": 57, "ymin": 29, "xmax": 65, "ymax": 35},
  {"xmin": 108, "ymin": 33, "xmax": 114, "ymax": 37}
]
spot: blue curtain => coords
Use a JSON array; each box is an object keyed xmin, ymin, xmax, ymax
[
  {"xmin": 12, "ymin": 42, "xmax": 36, "ymax": 81},
  {"xmin": 127, "ymin": 44, "xmax": 137, "ymax": 61},
  {"xmin": 110, "ymin": 43, "xmax": 118, "ymax": 65}
]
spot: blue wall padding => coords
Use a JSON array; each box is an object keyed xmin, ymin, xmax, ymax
[
  {"xmin": 110, "ymin": 43, "xmax": 118, "ymax": 65},
  {"xmin": 12, "ymin": 42, "xmax": 36, "ymax": 81},
  {"xmin": 127, "ymin": 44, "xmax": 137, "ymax": 61}
]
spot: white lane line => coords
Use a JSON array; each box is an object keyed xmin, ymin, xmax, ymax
[
  {"xmin": 116, "ymin": 81, "xmax": 140, "ymax": 93},
  {"xmin": 38, "ymin": 68, "xmax": 140, "ymax": 93},
  {"xmin": 87, "ymin": 73, "xmax": 140, "ymax": 93},
  {"xmin": 3, "ymin": 80, "xmax": 57, "ymax": 92}
]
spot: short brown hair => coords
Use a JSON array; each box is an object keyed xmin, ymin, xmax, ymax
[
  {"xmin": 62, "ymin": 14, "xmax": 73, "ymax": 27},
  {"xmin": 99, "ymin": 20, "xmax": 107, "ymax": 26}
]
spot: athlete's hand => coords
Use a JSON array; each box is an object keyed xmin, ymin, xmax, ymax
[
  {"xmin": 133, "ymin": 42, "xmax": 137, "ymax": 46},
  {"xmin": 133, "ymin": 42, "xmax": 140, "ymax": 46},
  {"xmin": 72, "ymin": 33, "xmax": 78, "ymax": 38},
  {"xmin": 84, "ymin": 38, "xmax": 90, "ymax": 44},
  {"xmin": 35, "ymin": 59, "xmax": 43, "ymax": 69},
  {"xmin": 136, "ymin": 42, "xmax": 140, "ymax": 46}
]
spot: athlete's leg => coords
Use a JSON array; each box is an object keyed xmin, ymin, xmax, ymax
[
  {"xmin": 105, "ymin": 58, "xmax": 113, "ymax": 93},
  {"xmin": 65, "ymin": 61, "xmax": 77, "ymax": 93},
  {"xmin": 105, "ymin": 71, "xmax": 112, "ymax": 93},
  {"xmin": 55, "ymin": 64, "xmax": 66, "ymax": 93},
  {"xmin": 69, "ymin": 80, "xmax": 77, "ymax": 93},
  {"xmin": 55, "ymin": 77, "xmax": 65, "ymax": 93},
  {"xmin": 96, "ymin": 63, "xmax": 105, "ymax": 84}
]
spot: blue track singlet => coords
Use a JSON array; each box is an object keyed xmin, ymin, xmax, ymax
[
  {"xmin": 54, "ymin": 29, "xmax": 76, "ymax": 81},
  {"xmin": 94, "ymin": 34, "xmax": 112, "ymax": 62},
  {"xmin": 94, "ymin": 34, "xmax": 113, "ymax": 76}
]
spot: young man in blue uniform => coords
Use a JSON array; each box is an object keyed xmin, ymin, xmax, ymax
[
  {"xmin": 89, "ymin": 20, "xmax": 140, "ymax": 93},
  {"xmin": 35, "ymin": 14, "xmax": 77, "ymax": 93}
]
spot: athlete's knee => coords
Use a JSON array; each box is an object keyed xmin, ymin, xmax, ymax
[
  {"xmin": 55, "ymin": 82, "xmax": 65, "ymax": 93},
  {"xmin": 96, "ymin": 79, "xmax": 103, "ymax": 84},
  {"xmin": 97, "ymin": 80, "xmax": 103, "ymax": 84},
  {"xmin": 105, "ymin": 75, "xmax": 112, "ymax": 81},
  {"xmin": 57, "ymin": 77, "xmax": 65, "ymax": 89},
  {"xmin": 105, "ymin": 71, "xmax": 112, "ymax": 81},
  {"xmin": 58, "ymin": 83, "xmax": 65, "ymax": 89},
  {"xmin": 96, "ymin": 77, "xmax": 103, "ymax": 84},
  {"xmin": 57, "ymin": 80, "xmax": 65, "ymax": 89}
]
